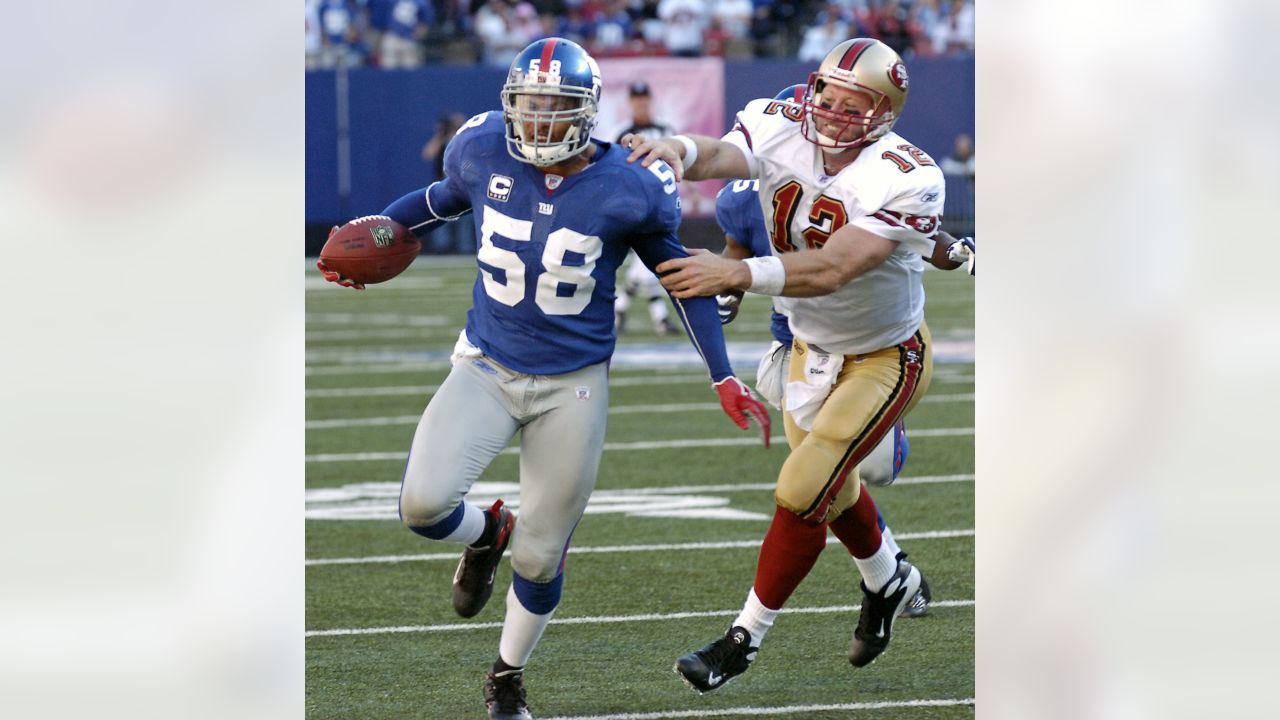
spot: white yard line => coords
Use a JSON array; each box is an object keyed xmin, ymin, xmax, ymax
[
  {"xmin": 306, "ymin": 527, "xmax": 975, "ymax": 567},
  {"xmin": 306, "ymin": 396, "xmax": 974, "ymax": 429},
  {"xmin": 304, "ymin": 429, "xmax": 973, "ymax": 462},
  {"xmin": 305, "ymin": 600, "xmax": 975, "ymax": 638},
  {"xmin": 543, "ymin": 698, "xmax": 976, "ymax": 720}
]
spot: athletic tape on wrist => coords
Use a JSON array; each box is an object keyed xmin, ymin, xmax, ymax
[
  {"xmin": 672, "ymin": 135, "xmax": 698, "ymax": 170},
  {"xmin": 744, "ymin": 256, "xmax": 785, "ymax": 296}
]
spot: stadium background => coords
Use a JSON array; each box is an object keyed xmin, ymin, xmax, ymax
[
  {"xmin": 304, "ymin": 56, "xmax": 972, "ymax": 249},
  {"xmin": 306, "ymin": 4, "xmax": 974, "ymax": 718}
]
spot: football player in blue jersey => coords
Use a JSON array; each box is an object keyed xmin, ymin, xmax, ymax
[{"xmin": 318, "ymin": 38, "xmax": 769, "ymax": 720}]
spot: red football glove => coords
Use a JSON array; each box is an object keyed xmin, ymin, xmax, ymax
[
  {"xmin": 317, "ymin": 225, "xmax": 366, "ymax": 290},
  {"xmin": 714, "ymin": 376, "xmax": 771, "ymax": 448}
]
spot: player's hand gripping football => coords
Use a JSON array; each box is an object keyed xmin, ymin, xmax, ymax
[
  {"xmin": 714, "ymin": 376, "xmax": 771, "ymax": 448},
  {"xmin": 621, "ymin": 135, "xmax": 686, "ymax": 181},
  {"xmin": 946, "ymin": 236, "xmax": 976, "ymax": 276},
  {"xmin": 316, "ymin": 225, "xmax": 366, "ymax": 290}
]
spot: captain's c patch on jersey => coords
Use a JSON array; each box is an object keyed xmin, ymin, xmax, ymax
[{"xmin": 488, "ymin": 174, "xmax": 514, "ymax": 202}]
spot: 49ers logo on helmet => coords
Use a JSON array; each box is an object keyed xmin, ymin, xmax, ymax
[
  {"xmin": 906, "ymin": 214, "xmax": 937, "ymax": 234},
  {"xmin": 889, "ymin": 62, "xmax": 909, "ymax": 92}
]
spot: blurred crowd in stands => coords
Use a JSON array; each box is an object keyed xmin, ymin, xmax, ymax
[{"xmin": 305, "ymin": 0, "xmax": 974, "ymax": 68}]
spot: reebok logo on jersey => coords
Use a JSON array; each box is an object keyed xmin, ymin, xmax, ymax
[
  {"xmin": 921, "ymin": 191, "xmax": 939, "ymax": 203},
  {"xmin": 488, "ymin": 174, "xmax": 513, "ymax": 202}
]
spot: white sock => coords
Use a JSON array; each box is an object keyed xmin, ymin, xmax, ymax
[
  {"xmin": 881, "ymin": 526, "xmax": 902, "ymax": 559},
  {"xmin": 853, "ymin": 541, "xmax": 900, "ymax": 592},
  {"xmin": 498, "ymin": 584, "xmax": 556, "ymax": 667},
  {"xmin": 438, "ymin": 503, "xmax": 487, "ymax": 545},
  {"xmin": 730, "ymin": 588, "xmax": 778, "ymax": 647}
]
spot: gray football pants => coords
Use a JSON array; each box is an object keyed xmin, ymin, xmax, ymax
[{"xmin": 398, "ymin": 353, "xmax": 609, "ymax": 583}]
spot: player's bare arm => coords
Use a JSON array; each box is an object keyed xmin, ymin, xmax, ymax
[
  {"xmin": 621, "ymin": 133, "xmax": 751, "ymax": 182},
  {"xmin": 657, "ymin": 223, "xmax": 895, "ymax": 299}
]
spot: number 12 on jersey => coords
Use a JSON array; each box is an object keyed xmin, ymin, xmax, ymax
[{"xmin": 477, "ymin": 205, "xmax": 603, "ymax": 315}]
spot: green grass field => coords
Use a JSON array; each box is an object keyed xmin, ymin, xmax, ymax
[{"xmin": 306, "ymin": 258, "xmax": 974, "ymax": 719}]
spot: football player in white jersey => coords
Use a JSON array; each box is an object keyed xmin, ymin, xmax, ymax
[{"xmin": 622, "ymin": 39, "xmax": 959, "ymax": 692}]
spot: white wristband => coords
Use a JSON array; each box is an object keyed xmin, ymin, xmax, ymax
[
  {"xmin": 743, "ymin": 256, "xmax": 786, "ymax": 296},
  {"xmin": 672, "ymin": 135, "xmax": 698, "ymax": 170}
]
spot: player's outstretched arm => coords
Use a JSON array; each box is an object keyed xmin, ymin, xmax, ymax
[
  {"xmin": 621, "ymin": 133, "xmax": 752, "ymax": 182},
  {"xmin": 656, "ymin": 225, "xmax": 896, "ymax": 299}
]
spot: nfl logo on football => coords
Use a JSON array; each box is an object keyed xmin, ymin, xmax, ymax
[{"xmin": 371, "ymin": 225, "xmax": 395, "ymax": 247}]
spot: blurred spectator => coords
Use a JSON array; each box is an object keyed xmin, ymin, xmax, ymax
[
  {"xmin": 374, "ymin": 0, "xmax": 435, "ymax": 68},
  {"xmin": 306, "ymin": 0, "xmax": 323, "ymax": 69},
  {"xmin": 557, "ymin": 4, "xmax": 596, "ymax": 45},
  {"xmin": 940, "ymin": 131, "xmax": 975, "ymax": 236},
  {"xmin": 637, "ymin": 0, "xmax": 666, "ymax": 43},
  {"xmin": 869, "ymin": 0, "xmax": 914, "ymax": 57},
  {"xmin": 510, "ymin": 1, "xmax": 546, "ymax": 44},
  {"xmin": 474, "ymin": 0, "xmax": 526, "ymax": 66},
  {"xmin": 615, "ymin": 82, "xmax": 675, "ymax": 141},
  {"xmin": 421, "ymin": 113, "xmax": 478, "ymax": 253},
  {"xmin": 594, "ymin": 0, "xmax": 635, "ymax": 51},
  {"xmin": 748, "ymin": 0, "xmax": 782, "ymax": 57},
  {"xmin": 798, "ymin": 4, "xmax": 850, "ymax": 62},
  {"xmin": 907, "ymin": 0, "xmax": 941, "ymax": 56},
  {"xmin": 939, "ymin": 132, "xmax": 976, "ymax": 178},
  {"xmin": 658, "ymin": 0, "xmax": 709, "ymax": 57},
  {"xmin": 316, "ymin": 0, "xmax": 366, "ymax": 68},
  {"xmin": 711, "ymin": 0, "xmax": 754, "ymax": 38},
  {"xmin": 931, "ymin": 0, "xmax": 975, "ymax": 55}
]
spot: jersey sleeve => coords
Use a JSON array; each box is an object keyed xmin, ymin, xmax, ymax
[
  {"xmin": 850, "ymin": 168, "xmax": 946, "ymax": 257},
  {"xmin": 626, "ymin": 164, "xmax": 734, "ymax": 382},
  {"xmin": 718, "ymin": 98, "xmax": 773, "ymax": 179},
  {"xmin": 714, "ymin": 181, "xmax": 754, "ymax": 246}
]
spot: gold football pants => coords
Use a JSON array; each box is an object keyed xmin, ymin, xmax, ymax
[{"xmin": 776, "ymin": 323, "xmax": 933, "ymax": 523}]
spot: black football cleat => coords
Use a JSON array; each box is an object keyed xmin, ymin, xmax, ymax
[
  {"xmin": 849, "ymin": 558, "xmax": 921, "ymax": 667},
  {"xmin": 895, "ymin": 552, "xmax": 932, "ymax": 618},
  {"xmin": 452, "ymin": 499, "xmax": 515, "ymax": 618},
  {"xmin": 483, "ymin": 669, "xmax": 532, "ymax": 720},
  {"xmin": 674, "ymin": 626, "xmax": 757, "ymax": 693}
]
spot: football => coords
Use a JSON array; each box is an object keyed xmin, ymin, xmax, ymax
[{"xmin": 319, "ymin": 215, "xmax": 420, "ymax": 284}]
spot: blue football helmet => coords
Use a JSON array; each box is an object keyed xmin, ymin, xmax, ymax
[
  {"xmin": 501, "ymin": 38, "xmax": 602, "ymax": 167},
  {"xmin": 774, "ymin": 84, "xmax": 806, "ymax": 103}
]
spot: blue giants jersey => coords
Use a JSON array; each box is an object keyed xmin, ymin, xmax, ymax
[
  {"xmin": 714, "ymin": 179, "xmax": 793, "ymax": 346},
  {"xmin": 425, "ymin": 111, "xmax": 725, "ymax": 377}
]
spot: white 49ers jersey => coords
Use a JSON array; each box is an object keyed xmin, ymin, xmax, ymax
[{"xmin": 723, "ymin": 98, "xmax": 945, "ymax": 355}]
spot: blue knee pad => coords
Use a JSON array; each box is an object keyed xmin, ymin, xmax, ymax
[
  {"xmin": 512, "ymin": 571, "xmax": 564, "ymax": 615},
  {"xmin": 404, "ymin": 503, "xmax": 465, "ymax": 540}
]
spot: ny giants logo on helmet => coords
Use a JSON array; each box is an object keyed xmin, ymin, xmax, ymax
[{"xmin": 889, "ymin": 62, "xmax": 909, "ymax": 92}]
